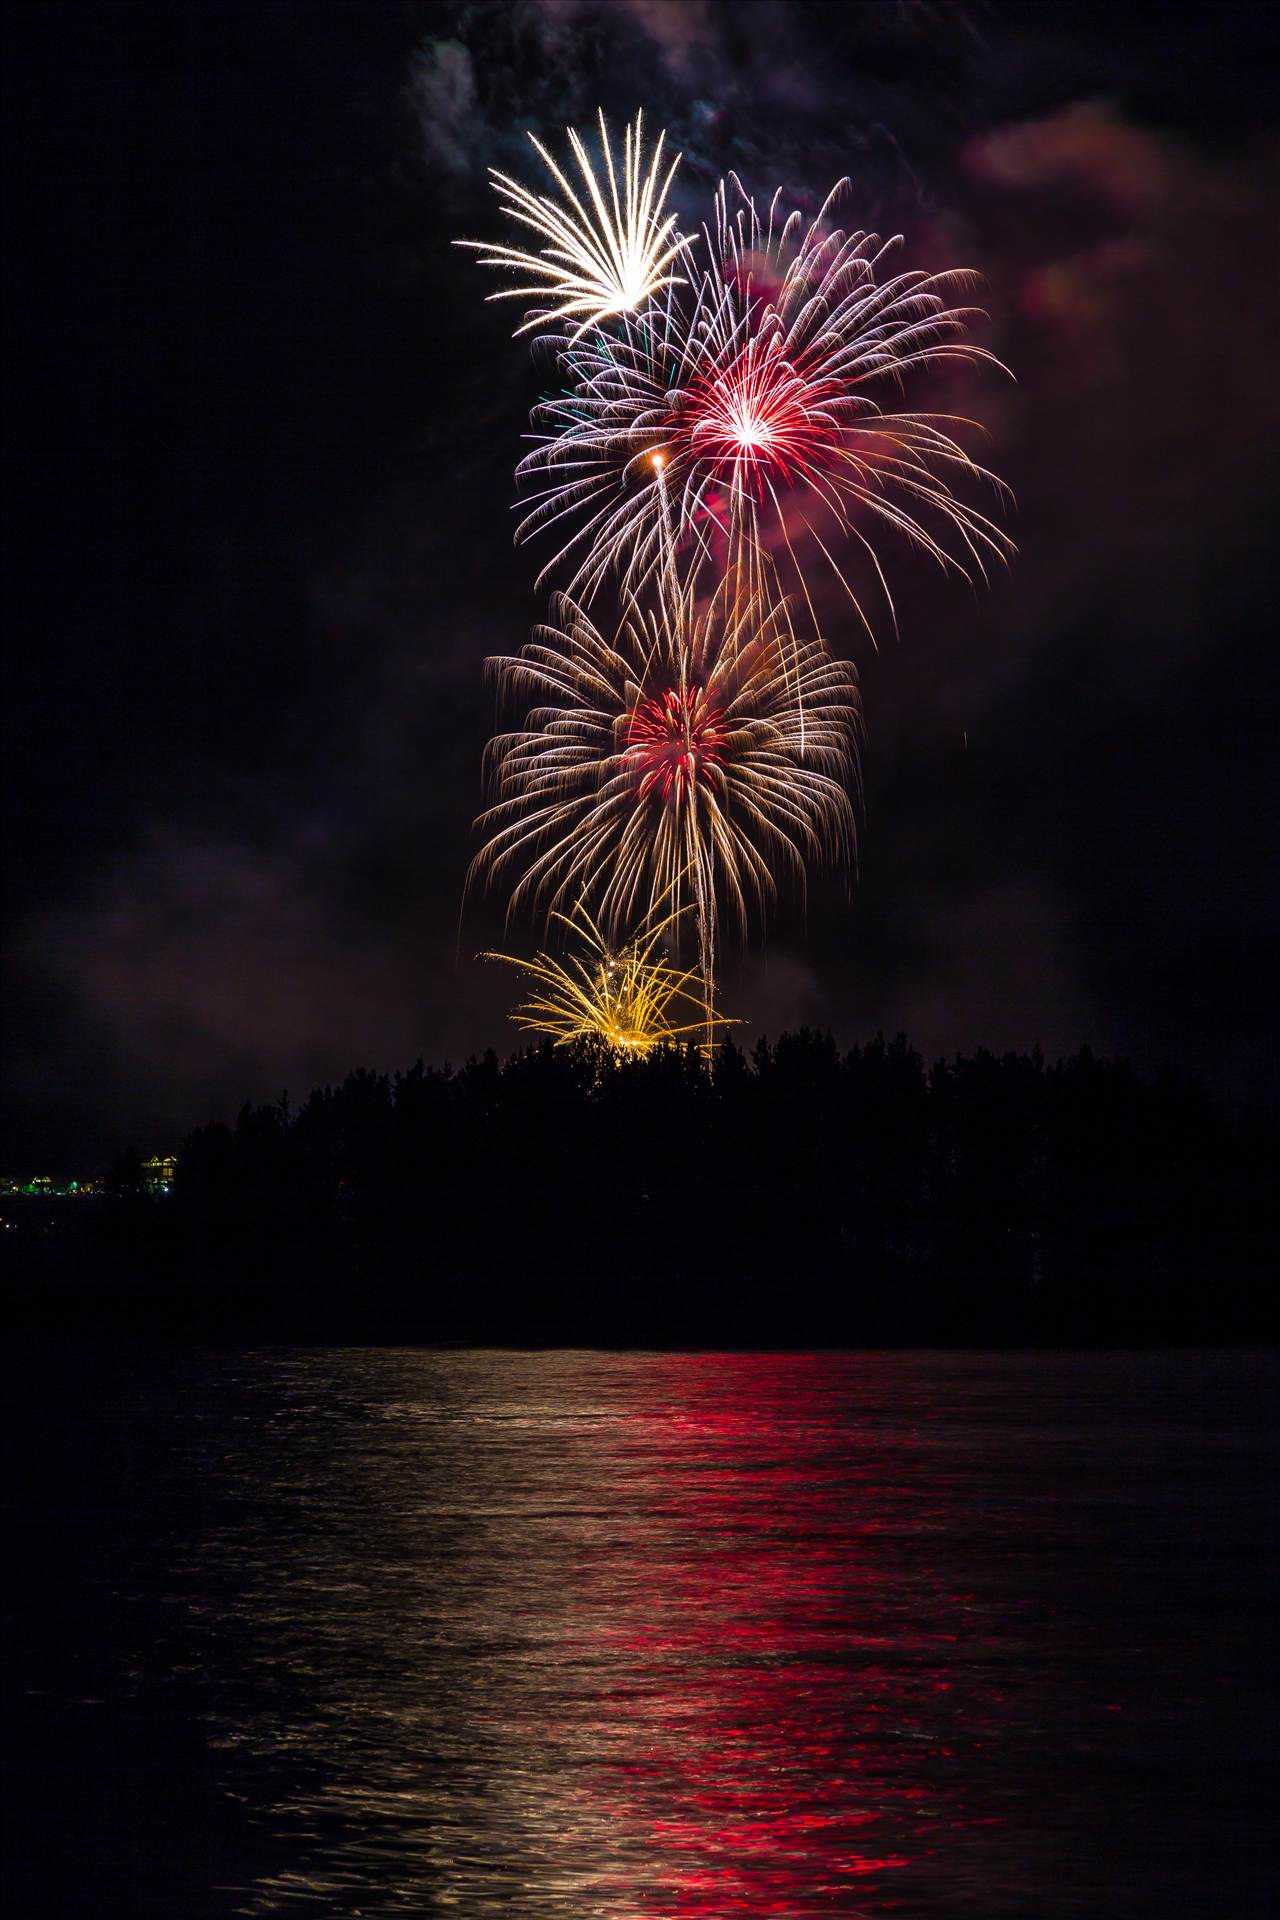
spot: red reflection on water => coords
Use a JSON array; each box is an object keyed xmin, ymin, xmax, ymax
[{"xmin": 576, "ymin": 1355, "xmax": 985, "ymax": 1915}]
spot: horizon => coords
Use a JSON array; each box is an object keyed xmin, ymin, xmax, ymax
[{"xmin": 0, "ymin": 1021, "xmax": 1242, "ymax": 1183}]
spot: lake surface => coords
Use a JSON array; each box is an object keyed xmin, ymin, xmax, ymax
[{"xmin": 5, "ymin": 1348, "xmax": 1278, "ymax": 1916}]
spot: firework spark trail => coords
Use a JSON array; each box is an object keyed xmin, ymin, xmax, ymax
[
  {"xmin": 455, "ymin": 109, "xmax": 689, "ymax": 340},
  {"xmin": 483, "ymin": 896, "xmax": 736, "ymax": 1057},
  {"xmin": 515, "ymin": 175, "xmax": 1014, "ymax": 637},
  {"xmin": 469, "ymin": 574, "xmax": 861, "ymax": 1005}
]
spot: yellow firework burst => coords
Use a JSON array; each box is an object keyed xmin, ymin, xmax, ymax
[
  {"xmin": 484, "ymin": 899, "xmax": 735, "ymax": 1056},
  {"xmin": 456, "ymin": 109, "xmax": 688, "ymax": 340}
]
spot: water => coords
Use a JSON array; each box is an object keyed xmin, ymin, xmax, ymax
[{"xmin": 5, "ymin": 1348, "xmax": 1277, "ymax": 1917}]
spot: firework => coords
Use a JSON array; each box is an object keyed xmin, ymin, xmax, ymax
[
  {"xmin": 456, "ymin": 113, "xmax": 1014, "ymax": 1041},
  {"xmin": 469, "ymin": 574, "xmax": 861, "ymax": 997},
  {"xmin": 514, "ymin": 176, "xmax": 1013, "ymax": 635},
  {"xmin": 456, "ymin": 109, "xmax": 688, "ymax": 341},
  {"xmin": 484, "ymin": 897, "xmax": 735, "ymax": 1056}
]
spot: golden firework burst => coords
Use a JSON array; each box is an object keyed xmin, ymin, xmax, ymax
[
  {"xmin": 471, "ymin": 570, "xmax": 861, "ymax": 1004},
  {"xmin": 484, "ymin": 898, "xmax": 735, "ymax": 1057}
]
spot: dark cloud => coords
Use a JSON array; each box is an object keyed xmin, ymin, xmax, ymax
[
  {"xmin": 409, "ymin": 38, "xmax": 480, "ymax": 177},
  {"xmin": 18, "ymin": 831, "xmax": 504, "ymax": 1118}
]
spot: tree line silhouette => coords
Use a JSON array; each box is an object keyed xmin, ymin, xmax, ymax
[{"xmin": 8, "ymin": 1032, "xmax": 1276, "ymax": 1342}]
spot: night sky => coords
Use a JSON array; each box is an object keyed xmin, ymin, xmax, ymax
[{"xmin": 4, "ymin": 0, "xmax": 1278, "ymax": 1171}]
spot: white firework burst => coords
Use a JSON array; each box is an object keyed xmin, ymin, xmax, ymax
[{"xmin": 456, "ymin": 109, "xmax": 689, "ymax": 341}]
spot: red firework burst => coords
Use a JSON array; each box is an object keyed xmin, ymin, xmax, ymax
[
  {"xmin": 676, "ymin": 340, "xmax": 843, "ymax": 500},
  {"xmin": 624, "ymin": 685, "xmax": 728, "ymax": 803}
]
